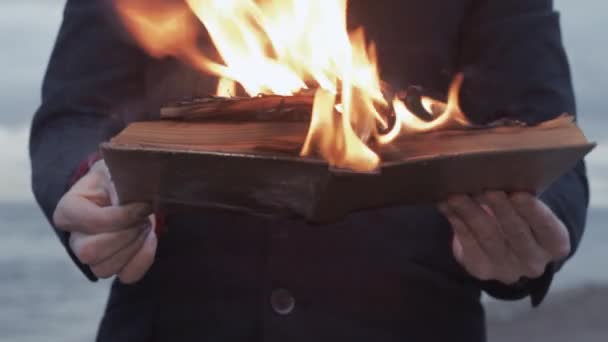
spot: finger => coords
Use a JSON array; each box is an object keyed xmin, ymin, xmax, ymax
[
  {"xmin": 446, "ymin": 195, "xmax": 523, "ymax": 284},
  {"xmin": 55, "ymin": 194, "xmax": 152, "ymax": 234},
  {"xmin": 90, "ymin": 226, "xmax": 151, "ymax": 279},
  {"xmin": 439, "ymin": 203, "xmax": 495, "ymax": 281},
  {"xmin": 107, "ymin": 180, "xmax": 120, "ymax": 207},
  {"xmin": 510, "ymin": 193, "xmax": 571, "ymax": 259},
  {"xmin": 452, "ymin": 234, "xmax": 464, "ymax": 264},
  {"xmin": 118, "ymin": 230, "xmax": 158, "ymax": 284},
  {"xmin": 483, "ymin": 191, "xmax": 549, "ymax": 278},
  {"xmin": 446, "ymin": 195, "xmax": 511, "ymax": 264},
  {"xmin": 69, "ymin": 221, "xmax": 150, "ymax": 265},
  {"xmin": 71, "ymin": 162, "xmax": 113, "ymax": 207}
]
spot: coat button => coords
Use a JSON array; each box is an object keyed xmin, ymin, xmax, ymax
[{"xmin": 270, "ymin": 288, "xmax": 295, "ymax": 315}]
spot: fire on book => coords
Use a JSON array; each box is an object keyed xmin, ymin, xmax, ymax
[{"xmin": 115, "ymin": 0, "xmax": 472, "ymax": 172}]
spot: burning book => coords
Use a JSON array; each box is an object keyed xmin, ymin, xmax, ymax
[{"xmin": 102, "ymin": 0, "xmax": 594, "ymax": 222}]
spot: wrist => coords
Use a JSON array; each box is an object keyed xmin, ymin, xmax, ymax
[{"xmin": 481, "ymin": 263, "xmax": 555, "ymax": 306}]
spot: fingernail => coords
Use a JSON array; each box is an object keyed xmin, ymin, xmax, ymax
[
  {"xmin": 480, "ymin": 204, "xmax": 496, "ymax": 219},
  {"xmin": 453, "ymin": 235, "xmax": 464, "ymax": 261},
  {"xmin": 140, "ymin": 223, "xmax": 153, "ymax": 237},
  {"xmin": 148, "ymin": 228, "xmax": 157, "ymax": 242}
]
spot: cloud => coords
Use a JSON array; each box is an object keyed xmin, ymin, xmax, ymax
[
  {"xmin": 555, "ymin": 0, "xmax": 608, "ymax": 122},
  {"xmin": 0, "ymin": 0, "xmax": 63, "ymax": 126},
  {"xmin": 0, "ymin": 1, "xmax": 64, "ymax": 202},
  {"xmin": 0, "ymin": 125, "xmax": 33, "ymax": 203},
  {"xmin": 585, "ymin": 139, "xmax": 608, "ymax": 208},
  {"xmin": 586, "ymin": 143, "xmax": 608, "ymax": 208},
  {"xmin": 0, "ymin": 83, "xmax": 40, "ymax": 126}
]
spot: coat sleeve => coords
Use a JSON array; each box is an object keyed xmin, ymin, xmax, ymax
[
  {"xmin": 29, "ymin": 0, "xmax": 151, "ymax": 280},
  {"xmin": 456, "ymin": 0, "xmax": 590, "ymax": 306}
]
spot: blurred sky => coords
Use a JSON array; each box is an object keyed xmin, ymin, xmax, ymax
[{"xmin": 0, "ymin": 0, "xmax": 606, "ymax": 205}]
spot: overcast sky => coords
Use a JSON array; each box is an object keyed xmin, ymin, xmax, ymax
[{"xmin": 0, "ymin": 0, "xmax": 606, "ymax": 206}]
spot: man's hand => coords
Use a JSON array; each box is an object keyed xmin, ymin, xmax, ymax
[
  {"xmin": 438, "ymin": 191, "xmax": 571, "ymax": 285},
  {"xmin": 53, "ymin": 160, "xmax": 157, "ymax": 284}
]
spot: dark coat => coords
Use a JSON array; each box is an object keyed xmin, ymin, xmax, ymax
[{"xmin": 30, "ymin": 0, "xmax": 589, "ymax": 341}]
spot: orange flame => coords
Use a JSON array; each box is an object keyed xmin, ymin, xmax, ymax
[
  {"xmin": 115, "ymin": 0, "xmax": 469, "ymax": 171},
  {"xmin": 378, "ymin": 74, "xmax": 469, "ymax": 144}
]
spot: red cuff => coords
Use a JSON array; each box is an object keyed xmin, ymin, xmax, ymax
[
  {"xmin": 69, "ymin": 151, "xmax": 103, "ymax": 186},
  {"xmin": 155, "ymin": 208, "xmax": 168, "ymax": 236}
]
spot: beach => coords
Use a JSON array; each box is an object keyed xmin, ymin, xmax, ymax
[{"xmin": 487, "ymin": 285, "xmax": 608, "ymax": 342}]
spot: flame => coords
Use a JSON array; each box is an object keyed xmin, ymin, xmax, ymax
[
  {"xmin": 115, "ymin": 0, "xmax": 469, "ymax": 171},
  {"xmin": 115, "ymin": 1, "xmax": 197, "ymax": 59},
  {"xmin": 378, "ymin": 73, "xmax": 469, "ymax": 144},
  {"xmin": 216, "ymin": 78, "xmax": 237, "ymax": 97}
]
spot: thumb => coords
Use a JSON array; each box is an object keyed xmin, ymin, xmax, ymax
[
  {"xmin": 452, "ymin": 234, "xmax": 464, "ymax": 264},
  {"xmin": 106, "ymin": 179, "xmax": 120, "ymax": 206}
]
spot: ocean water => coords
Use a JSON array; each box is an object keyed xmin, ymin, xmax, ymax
[
  {"xmin": 0, "ymin": 202, "xmax": 606, "ymax": 341},
  {"xmin": 0, "ymin": 203, "xmax": 109, "ymax": 342}
]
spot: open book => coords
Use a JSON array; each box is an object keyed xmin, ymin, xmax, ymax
[{"xmin": 101, "ymin": 113, "xmax": 594, "ymax": 222}]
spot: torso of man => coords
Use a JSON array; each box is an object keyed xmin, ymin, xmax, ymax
[{"xmin": 97, "ymin": 1, "xmax": 566, "ymax": 341}]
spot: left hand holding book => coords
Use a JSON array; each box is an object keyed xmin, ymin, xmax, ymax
[{"xmin": 438, "ymin": 192, "xmax": 571, "ymax": 285}]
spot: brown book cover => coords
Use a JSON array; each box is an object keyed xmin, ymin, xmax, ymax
[{"xmin": 101, "ymin": 116, "xmax": 594, "ymax": 222}]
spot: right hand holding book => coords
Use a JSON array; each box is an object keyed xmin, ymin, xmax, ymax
[{"xmin": 53, "ymin": 160, "xmax": 157, "ymax": 283}]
